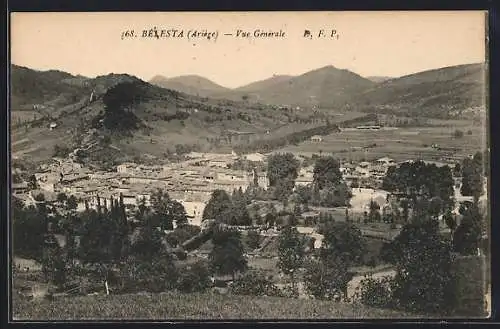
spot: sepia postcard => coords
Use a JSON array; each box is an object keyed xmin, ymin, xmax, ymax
[{"xmin": 9, "ymin": 11, "xmax": 490, "ymax": 321}]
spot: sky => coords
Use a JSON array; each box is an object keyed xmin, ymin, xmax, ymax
[{"xmin": 11, "ymin": 11, "xmax": 487, "ymax": 88}]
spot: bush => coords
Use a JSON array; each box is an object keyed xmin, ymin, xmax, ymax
[
  {"xmin": 303, "ymin": 257, "xmax": 352, "ymax": 301},
  {"xmin": 453, "ymin": 129, "xmax": 464, "ymax": 138},
  {"xmin": 53, "ymin": 144, "xmax": 71, "ymax": 158},
  {"xmin": 279, "ymin": 284, "xmax": 299, "ymax": 298},
  {"xmin": 246, "ymin": 230, "xmax": 261, "ymax": 250},
  {"xmin": 166, "ymin": 225, "xmax": 201, "ymax": 247},
  {"xmin": 230, "ymin": 270, "xmax": 281, "ymax": 297},
  {"xmin": 354, "ymin": 274, "xmax": 394, "ymax": 308},
  {"xmin": 389, "ymin": 220, "xmax": 455, "ymax": 315},
  {"xmin": 177, "ymin": 261, "xmax": 211, "ymax": 293},
  {"xmin": 119, "ymin": 254, "xmax": 178, "ymax": 293}
]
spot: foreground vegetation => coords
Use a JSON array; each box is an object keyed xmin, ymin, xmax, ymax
[
  {"xmin": 12, "ymin": 151, "xmax": 488, "ymax": 319},
  {"xmin": 13, "ymin": 291, "xmax": 415, "ymax": 320}
]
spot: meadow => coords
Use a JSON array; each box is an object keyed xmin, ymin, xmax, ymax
[
  {"xmin": 12, "ymin": 291, "xmax": 415, "ymax": 320},
  {"xmin": 276, "ymin": 120, "xmax": 485, "ymax": 163}
]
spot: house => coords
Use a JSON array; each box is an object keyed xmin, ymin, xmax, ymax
[
  {"xmin": 355, "ymin": 162, "xmax": 371, "ymax": 177},
  {"xmin": 301, "ymin": 211, "xmax": 320, "ymax": 226},
  {"xmin": 310, "ymin": 135, "xmax": 323, "ymax": 142},
  {"xmin": 208, "ymin": 159, "xmax": 230, "ymax": 168},
  {"xmin": 12, "ymin": 182, "xmax": 29, "ymax": 195},
  {"xmin": 295, "ymin": 176, "xmax": 314, "ymax": 187},
  {"xmin": 116, "ymin": 162, "xmax": 136, "ymax": 174},
  {"xmin": 61, "ymin": 174, "xmax": 90, "ymax": 185},
  {"xmin": 374, "ymin": 157, "xmax": 395, "ymax": 167},
  {"xmin": 356, "ymin": 125, "xmax": 381, "ymax": 130},
  {"xmin": 252, "ymin": 170, "xmax": 269, "ymax": 189},
  {"xmin": 244, "ymin": 152, "xmax": 266, "ymax": 162}
]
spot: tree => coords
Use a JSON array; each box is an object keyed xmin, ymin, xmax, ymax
[
  {"xmin": 313, "ymin": 156, "xmax": 342, "ymax": 190},
  {"xmin": 209, "ymin": 226, "xmax": 247, "ymax": 281},
  {"xmin": 265, "ymin": 212, "xmax": 276, "ymax": 228},
  {"xmin": 443, "ymin": 209, "xmax": 457, "ymax": 233},
  {"xmin": 267, "ymin": 153, "xmax": 300, "ymax": 200},
  {"xmin": 277, "ymin": 226, "xmax": 305, "ymax": 289},
  {"xmin": 27, "ymin": 174, "xmax": 38, "ymax": 190},
  {"xmin": 120, "ymin": 252, "xmax": 178, "ymax": 293},
  {"xmin": 368, "ymin": 200, "xmax": 381, "ymax": 223},
  {"xmin": 319, "ymin": 182, "xmax": 352, "ymax": 207},
  {"xmin": 41, "ymin": 236, "xmax": 67, "ymax": 287},
  {"xmin": 383, "ymin": 161, "xmax": 454, "ymax": 212},
  {"xmin": 150, "ymin": 189, "xmax": 187, "ymax": 230},
  {"xmin": 12, "ymin": 198, "xmax": 47, "ymax": 260},
  {"xmin": 79, "ymin": 209, "xmax": 115, "ymax": 265},
  {"xmin": 230, "ymin": 194, "xmax": 252, "ymax": 226},
  {"xmin": 453, "ymin": 203, "xmax": 482, "ymax": 255},
  {"xmin": 319, "ymin": 222, "xmax": 365, "ymax": 267},
  {"xmin": 453, "ymin": 162, "xmax": 462, "ymax": 177},
  {"xmin": 230, "ymin": 269, "xmax": 281, "ymax": 297},
  {"xmin": 130, "ymin": 223, "xmax": 165, "ymax": 261},
  {"xmin": 388, "ymin": 217, "xmax": 454, "ymax": 314},
  {"xmin": 67, "ymin": 195, "xmax": 78, "ymax": 211},
  {"xmin": 202, "ymin": 190, "xmax": 232, "ymax": 221},
  {"xmin": 453, "ymin": 129, "xmax": 464, "ymax": 138},
  {"xmin": 303, "ymin": 256, "xmax": 353, "ymax": 301},
  {"xmin": 165, "ymin": 224, "xmax": 201, "ymax": 247},
  {"xmin": 56, "ymin": 192, "xmax": 68, "ymax": 204},
  {"xmin": 246, "ymin": 230, "xmax": 261, "ymax": 250},
  {"xmin": 177, "ymin": 261, "xmax": 211, "ymax": 293},
  {"xmin": 101, "ymin": 81, "xmax": 143, "ymax": 133},
  {"xmin": 461, "ymin": 153, "xmax": 484, "ymax": 201}
]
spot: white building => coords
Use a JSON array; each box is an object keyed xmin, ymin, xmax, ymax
[
  {"xmin": 310, "ymin": 135, "xmax": 323, "ymax": 142},
  {"xmin": 116, "ymin": 162, "xmax": 136, "ymax": 174},
  {"xmin": 244, "ymin": 153, "xmax": 266, "ymax": 162}
]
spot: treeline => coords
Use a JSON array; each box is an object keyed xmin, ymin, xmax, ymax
[
  {"xmin": 233, "ymin": 113, "xmax": 380, "ymax": 154},
  {"xmin": 233, "ymin": 122, "xmax": 343, "ymax": 154},
  {"xmin": 153, "ymin": 111, "xmax": 190, "ymax": 122}
]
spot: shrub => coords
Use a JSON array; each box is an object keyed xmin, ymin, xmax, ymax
[
  {"xmin": 119, "ymin": 254, "xmax": 178, "ymax": 293},
  {"xmin": 177, "ymin": 261, "xmax": 211, "ymax": 293},
  {"xmin": 453, "ymin": 129, "xmax": 464, "ymax": 138},
  {"xmin": 303, "ymin": 257, "xmax": 352, "ymax": 301},
  {"xmin": 279, "ymin": 284, "xmax": 299, "ymax": 298},
  {"xmin": 354, "ymin": 274, "xmax": 394, "ymax": 308},
  {"xmin": 246, "ymin": 230, "xmax": 261, "ymax": 250},
  {"xmin": 166, "ymin": 225, "xmax": 201, "ymax": 247},
  {"xmin": 53, "ymin": 144, "xmax": 71, "ymax": 158},
  {"xmin": 230, "ymin": 270, "xmax": 281, "ymax": 297},
  {"xmin": 389, "ymin": 220, "xmax": 454, "ymax": 315}
]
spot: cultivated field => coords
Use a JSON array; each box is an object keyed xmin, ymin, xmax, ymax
[
  {"xmin": 12, "ymin": 291, "xmax": 416, "ymax": 320},
  {"xmin": 276, "ymin": 120, "xmax": 485, "ymax": 163}
]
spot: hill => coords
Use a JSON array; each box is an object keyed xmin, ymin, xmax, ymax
[
  {"xmin": 353, "ymin": 63, "xmax": 486, "ymax": 118},
  {"xmin": 13, "ymin": 291, "xmax": 415, "ymax": 320},
  {"xmin": 217, "ymin": 66, "xmax": 376, "ymax": 108},
  {"xmin": 149, "ymin": 75, "xmax": 230, "ymax": 98},
  {"xmin": 10, "ymin": 65, "xmax": 93, "ymax": 111},
  {"xmin": 10, "ymin": 66, "xmax": 295, "ymax": 165},
  {"xmin": 366, "ymin": 76, "xmax": 393, "ymax": 83},
  {"xmin": 235, "ymin": 75, "xmax": 294, "ymax": 93}
]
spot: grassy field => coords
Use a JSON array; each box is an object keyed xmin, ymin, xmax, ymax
[
  {"xmin": 11, "ymin": 111, "xmax": 39, "ymax": 125},
  {"xmin": 12, "ymin": 291, "xmax": 416, "ymax": 320},
  {"xmin": 277, "ymin": 121, "xmax": 485, "ymax": 163}
]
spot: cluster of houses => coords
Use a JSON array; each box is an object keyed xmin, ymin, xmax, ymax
[
  {"xmin": 12, "ymin": 152, "xmax": 272, "ymax": 226},
  {"xmin": 295, "ymin": 156, "xmax": 397, "ymax": 189},
  {"xmin": 13, "ymin": 147, "xmax": 472, "ymax": 230}
]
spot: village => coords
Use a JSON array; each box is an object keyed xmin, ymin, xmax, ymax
[{"xmin": 12, "ymin": 145, "xmax": 482, "ymax": 248}]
